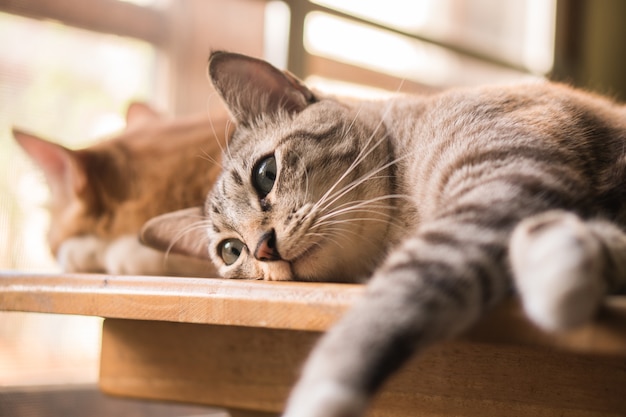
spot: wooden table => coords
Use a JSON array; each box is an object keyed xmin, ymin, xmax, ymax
[{"xmin": 1, "ymin": 271, "xmax": 625, "ymax": 417}]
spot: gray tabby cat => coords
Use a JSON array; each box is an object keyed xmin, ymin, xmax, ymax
[{"xmin": 143, "ymin": 51, "xmax": 626, "ymax": 417}]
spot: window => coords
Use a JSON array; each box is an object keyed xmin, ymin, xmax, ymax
[{"xmin": 281, "ymin": 0, "xmax": 556, "ymax": 95}]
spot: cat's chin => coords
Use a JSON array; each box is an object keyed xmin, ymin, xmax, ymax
[
  {"xmin": 260, "ymin": 260, "xmax": 294, "ymax": 281},
  {"xmin": 290, "ymin": 245, "xmax": 363, "ymax": 283}
]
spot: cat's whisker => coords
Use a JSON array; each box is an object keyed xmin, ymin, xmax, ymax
[
  {"xmin": 318, "ymin": 199, "xmax": 401, "ymax": 223},
  {"xmin": 317, "ymin": 207, "xmax": 400, "ymax": 226},
  {"xmin": 331, "ymin": 150, "xmax": 409, "ymax": 198},
  {"xmin": 313, "ymin": 215, "xmax": 400, "ymax": 231},
  {"xmin": 204, "ymin": 93, "xmax": 232, "ymax": 163},
  {"xmin": 197, "ymin": 149, "xmax": 224, "ymax": 170},
  {"xmin": 313, "ymin": 127, "xmax": 390, "ymax": 212},
  {"xmin": 218, "ymin": 110, "xmax": 243, "ymax": 162},
  {"xmin": 163, "ymin": 220, "xmax": 211, "ymax": 260},
  {"xmin": 340, "ymin": 104, "xmax": 364, "ymax": 140},
  {"xmin": 206, "ymin": 91, "xmax": 227, "ymax": 140},
  {"xmin": 318, "ymin": 174, "xmax": 389, "ymax": 214},
  {"xmin": 317, "ymin": 105, "xmax": 409, "ymax": 208},
  {"xmin": 314, "ymin": 218, "xmax": 401, "ymax": 250},
  {"xmin": 317, "ymin": 156, "xmax": 408, "ymax": 214},
  {"xmin": 326, "ymin": 194, "xmax": 411, "ymax": 216},
  {"xmin": 224, "ymin": 118, "xmax": 236, "ymax": 161},
  {"xmin": 303, "ymin": 230, "xmax": 345, "ymax": 251},
  {"xmin": 310, "ymin": 224, "xmax": 383, "ymax": 253},
  {"xmin": 313, "ymin": 137, "xmax": 391, "ymax": 214}
]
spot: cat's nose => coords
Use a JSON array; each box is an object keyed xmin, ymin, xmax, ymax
[{"xmin": 254, "ymin": 229, "xmax": 282, "ymax": 261}]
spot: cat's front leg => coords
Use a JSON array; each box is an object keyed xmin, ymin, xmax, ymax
[
  {"xmin": 283, "ymin": 222, "xmax": 511, "ymax": 417},
  {"xmin": 57, "ymin": 235, "xmax": 107, "ymax": 273},
  {"xmin": 510, "ymin": 210, "xmax": 626, "ymax": 331}
]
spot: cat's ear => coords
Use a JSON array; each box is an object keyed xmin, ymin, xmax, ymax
[
  {"xmin": 12, "ymin": 129, "xmax": 87, "ymax": 196},
  {"xmin": 208, "ymin": 51, "xmax": 316, "ymax": 125},
  {"xmin": 140, "ymin": 207, "xmax": 209, "ymax": 260},
  {"xmin": 125, "ymin": 102, "xmax": 161, "ymax": 128}
]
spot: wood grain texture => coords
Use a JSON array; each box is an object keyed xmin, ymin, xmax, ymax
[
  {"xmin": 0, "ymin": 272, "xmax": 363, "ymax": 331},
  {"xmin": 2, "ymin": 271, "xmax": 626, "ymax": 415},
  {"xmin": 100, "ymin": 319, "xmax": 626, "ymax": 417},
  {"xmin": 1, "ymin": 271, "xmax": 626, "ymax": 353}
]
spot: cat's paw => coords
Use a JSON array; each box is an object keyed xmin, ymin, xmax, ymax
[
  {"xmin": 104, "ymin": 235, "xmax": 168, "ymax": 275},
  {"xmin": 104, "ymin": 235, "xmax": 218, "ymax": 276},
  {"xmin": 283, "ymin": 381, "xmax": 367, "ymax": 417},
  {"xmin": 57, "ymin": 235, "xmax": 107, "ymax": 273},
  {"xmin": 510, "ymin": 211, "xmax": 606, "ymax": 331}
]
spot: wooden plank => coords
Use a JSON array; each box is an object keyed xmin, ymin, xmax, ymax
[
  {"xmin": 99, "ymin": 320, "xmax": 315, "ymax": 413},
  {"xmin": 100, "ymin": 319, "xmax": 626, "ymax": 417},
  {"xmin": 0, "ymin": 272, "xmax": 363, "ymax": 331},
  {"xmin": 0, "ymin": 0, "xmax": 167, "ymax": 44},
  {"xmin": 1, "ymin": 272, "xmax": 626, "ymax": 353}
]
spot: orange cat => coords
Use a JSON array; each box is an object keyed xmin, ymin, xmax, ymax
[{"xmin": 13, "ymin": 103, "xmax": 230, "ymax": 276}]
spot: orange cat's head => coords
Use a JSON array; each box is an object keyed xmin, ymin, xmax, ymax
[{"xmin": 14, "ymin": 103, "xmax": 229, "ymax": 256}]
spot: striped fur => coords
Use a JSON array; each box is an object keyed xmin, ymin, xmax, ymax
[{"xmin": 205, "ymin": 52, "xmax": 626, "ymax": 417}]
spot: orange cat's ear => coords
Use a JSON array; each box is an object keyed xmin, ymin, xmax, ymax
[
  {"xmin": 12, "ymin": 129, "xmax": 87, "ymax": 196},
  {"xmin": 208, "ymin": 51, "xmax": 316, "ymax": 126},
  {"xmin": 125, "ymin": 102, "xmax": 161, "ymax": 128},
  {"xmin": 141, "ymin": 207, "xmax": 209, "ymax": 260}
]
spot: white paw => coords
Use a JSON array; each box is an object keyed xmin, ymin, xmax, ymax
[
  {"xmin": 57, "ymin": 236, "xmax": 107, "ymax": 273},
  {"xmin": 283, "ymin": 381, "xmax": 367, "ymax": 417},
  {"xmin": 103, "ymin": 235, "xmax": 217, "ymax": 276},
  {"xmin": 510, "ymin": 211, "xmax": 606, "ymax": 331},
  {"xmin": 104, "ymin": 235, "xmax": 168, "ymax": 275}
]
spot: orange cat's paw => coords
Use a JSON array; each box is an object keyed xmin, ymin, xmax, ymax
[
  {"xmin": 57, "ymin": 235, "xmax": 107, "ymax": 273},
  {"xmin": 104, "ymin": 235, "xmax": 167, "ymax": 275}
]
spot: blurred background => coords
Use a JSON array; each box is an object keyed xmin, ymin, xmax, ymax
[{"xmin": 0, "ymin": 0, "xmax": 625, "ymax": 415}]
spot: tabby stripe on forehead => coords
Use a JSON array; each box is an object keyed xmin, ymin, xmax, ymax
[
  {"xmin": 231, "ymin": 170, "xmax": 243, "ymax": 186},
  {"xmin": 278, "ymin": 122, "xmax": 343, "ymax": 146},
  {"xmin": 304, "ymin": 148, "xmax": 362, "ymax": 174}
]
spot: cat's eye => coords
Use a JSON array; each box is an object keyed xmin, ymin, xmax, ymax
[
  {"xmin": 252, "ymin": 155, "xmax": 277, "ymax": 197},
  {"xmin": 219, "ymin": 238, "xmax": 245, "ymax": 265}
]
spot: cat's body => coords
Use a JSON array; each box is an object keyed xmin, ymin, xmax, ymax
[
  {"xmin": 14, "ymin": 103, "xmax": 229, "ymax": 276},
  {"xmin": 143, "ymin": 52, "xmax": 626, "ymax": 417}
]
